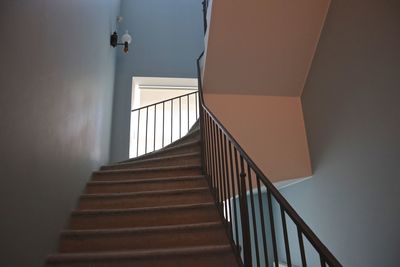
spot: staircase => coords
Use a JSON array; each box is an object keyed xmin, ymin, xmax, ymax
[
  {"xmin": 45, "ymin": 2, "xmax": 343, "ymax": 265},
  {"xmin": 46, "ymin": 124, "xmax": 241, "ymax": 267}
]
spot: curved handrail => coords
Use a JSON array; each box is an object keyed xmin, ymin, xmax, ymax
[
  {"xmin": 202, "ymin": 0, "xmax": 210, "ymax": 33},
  {"xmin": 131, "ymin": 91, "xmax": 198, "ymax": 112},
  {"xmin": 196, "ymin": 51, "xmax": 342, "ymax": 267}
]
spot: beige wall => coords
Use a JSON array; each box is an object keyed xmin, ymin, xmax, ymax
[
  {"xmin": 204, "ymin": 93, "xmax": 311, "ymax": 182},
  {"xmin": 204, "ymin": 0, "xmax": 330, "ymax": 96}
]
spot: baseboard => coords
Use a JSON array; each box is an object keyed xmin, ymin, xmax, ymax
[{"xmin": 273, "ymin": 176, "xmax": 312, "ymax": 190}]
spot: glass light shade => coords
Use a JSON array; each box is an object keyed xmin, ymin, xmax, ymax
[{"xmin": 121, "ymin": 30, "xmax": 132, "ymax": 44}]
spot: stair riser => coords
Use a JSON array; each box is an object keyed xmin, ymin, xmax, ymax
[
  {"xmin": 92, "ymin": 168, "xmax": 201, "ymax": 181},
  {"xmin": 78, "ymin": 191, "xmax": 213, "ymax": 210},
  {"xmin": 102, "ymin": 155, "xmax": 201, "ymax": 170},
  {"xmin": 85, "ymin": 179, "xmax": 208, "ymax": 194},
  {"xmin": 46, "ymin": 252, "xmax": 238, "ymax": 267},
  {"xmin": 69, "ymin": 207, "xmax": 220, "ymax": 230},
  {"xmin": 60, "ymin": 226, "xmax": 228, "ymax": 253}
]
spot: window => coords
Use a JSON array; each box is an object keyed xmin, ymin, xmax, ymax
[{"xmin": 129, "ymin": 77, "xmax": 198, "ymax": 158}]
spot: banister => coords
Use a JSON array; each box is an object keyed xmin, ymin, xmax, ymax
[
  {"xmin": 131, "ymin": 91, "xmax": 198, "ymax": 112},
  {"xmin": 130, "ymin": 90, "xmax": 199, "ymax": 158},
  {"xmin": 196, "ymin": 47, "xmax": 341, "ymax": 267}
]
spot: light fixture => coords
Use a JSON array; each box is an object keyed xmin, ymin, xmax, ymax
[{"xmin": 110, "ymin": 30, "xmax": 132, "ymax": 54}]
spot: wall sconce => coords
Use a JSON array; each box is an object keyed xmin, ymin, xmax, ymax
[{"xmin": 110, "ymin": 30, "xmax": 132, "ymax": 54}]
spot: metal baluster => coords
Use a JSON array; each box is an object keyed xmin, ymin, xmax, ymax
[
  {"xmin": 187, "ymin": 94, "xmax": 190, "ymax": 133},
  {"xmin": 247, "ymin": 166, "xmax": 261, "ymax": 267},
  {"xmin": 208, "ymin": 118, "xmax": 215, "ymax": 192},
  {"xmin": 200, "ymin": 107, "xmax": 206, "ymax": 175},
  {"xmin": 136, "ymin": 110, "xmax": 140, "ymax": 157},
  {"xmin": 239, "ymin": 155, "xmax": 252, "ymax": 267},
  {"xmin": 229, "ymin": 141, "xmax": 240, "ymax": 251},
  {"xmin": 228, "ymin": 140, "xmax": 239, "ymax": 247},
  {"xmin": 162, "ymin": 102, "xmax": 165, "ymax": 148},
  {"xmin": 203, "ymin": 112, "xmax": 208, "ymax": 174},
  {"xmin": 154, "ymin": 105, "xmax": 156, "ymax": 151},
  {"xmin": 145, "ymin": 107, "xmax": 148, "ymax": 153},
  {"xmin": 211, "ymin": 119, "xmax": 218, "ymax": 196},
  {"xmin": 208, "ymin": 118, "xmax": 215, "ymax": 193},
  {"xmin": 216, "ymin": 127, "xmax": 224, "ymax": 207},
  {"xmin": 171, "ymin": 100, "xmax": 173, "ymax": 143},
  {"xmin": 220, "ymin": 129, "xmax": 229, "ymax": 223},
  {"xmin": 223, "ymin": 135, "xmax": 233, "ymax": 237},
  {"xmin": 267, "ymin": 189, "xmax": 279, "ymax": 267},
  {"xmin": 256, "ymin": 178, "xmax": 270, "ymax": 267},
  {"xmin": 320, "ymin": 257, "xmax": 327, "ymax": 267},
  {"xmin": 205, "ymin": 113, "xmax": 212, "ymax": 176},
  {"xmin": 281, "ymin": 207, "xmax": 292, "ymax": 267},
  {"xmin": 195, "ymin": 92, "xmax": 198, "ymax": 119},
  {"xmin": 221, "ymin": 130, "xmax": 229, "ymax": 221},
  {"xmin": 297, "ymin": 227, "xmax": 307, "ymax": 267},
  {"xmin": 233, "ymin": 147, "xmax": 242, "ymax": 252},
  {"xmin": 179, "ymin": 97, "xmax": 181, "ymax": 138},
  {"xmin": 213, "ymin": 123, "xmax": 220, "ymax": 204}
]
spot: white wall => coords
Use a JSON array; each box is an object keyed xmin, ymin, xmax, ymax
[
  {"xmin": 0, "ymin": 1, "xmax": 120, "ymax": 266},
  {"xmin": 278, "ymin": 1, "xmax": 400, "ymax": 266}
]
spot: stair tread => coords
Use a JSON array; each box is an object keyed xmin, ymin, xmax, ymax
[
  {"xmin": 61, "ymin": 222, "xmax": 223, "ymax": 236},
  {"xmin": 120, "ymin": 133, "xmax": 200, "ymax": 163},
  {"xmin": 72, "ymin": 202, "xmax": 216, "ymax": 215},
  {"xmin": 87, "ymin": 175, "xmax": 205, "ymax": 186},
  {"xmin": 80, "ymin": 187, "xmax": 209, "ymax": 199},
  {"xmin": 104, "ymin": 152, "xmax": 200, "ymax": 169},
  {"xmin": 47, "ymin": 245, "xmax": 232, "ymax": 262},
  {"xmin": 93, "ymin": 164, "xmax": 201, "ymax": 174},
  {"xmin": 136, "ymin": 139, "xmax": 201, "ymax": 156}
]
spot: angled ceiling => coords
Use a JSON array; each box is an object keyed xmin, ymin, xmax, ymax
[{"xmin": 203, "ymin": 0, "xmax": 330, "ymax": 96}]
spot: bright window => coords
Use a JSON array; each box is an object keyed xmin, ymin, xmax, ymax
[{"xmin": 129, "ymin": 77, "xmax": 198, "ymax": 158}]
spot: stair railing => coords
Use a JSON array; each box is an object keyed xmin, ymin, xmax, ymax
[
  {"xmin": 202, "ymin": 0, "xmax": 210, "ymax": 33},
  {"xmin": 196, "ymin": 52, "xmax": 341, "ymax": 267},
  {"xmin": 130, "ymin": 91, "xmax": 199, "ymax": 158}
]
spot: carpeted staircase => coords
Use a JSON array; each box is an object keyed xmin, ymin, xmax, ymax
[{"xmin": 46, "ymin": 123, "xmax": 240, "ymax": 267}]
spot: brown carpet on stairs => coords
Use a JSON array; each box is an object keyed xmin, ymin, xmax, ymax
[{"xmin": 46, "ymin": 128, "xmax": 241, "ymax": 267}]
